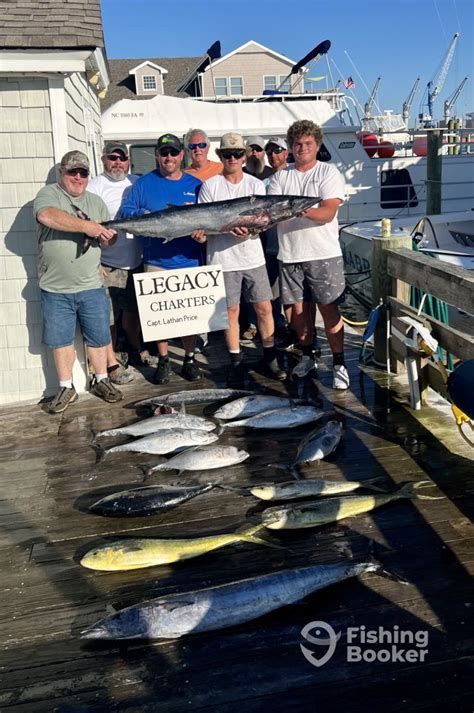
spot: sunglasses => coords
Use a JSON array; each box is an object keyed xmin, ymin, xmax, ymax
[
  {"xmin": 249, "ymin": 145, "xmax": 263, "ymax": 152},
  {"xmin": 65, "ymin": 168, "xmax": 89, "ymax": 178},
  {"xmin": 106, "ymin": 154, "xmax": 128, "ymax": 162},
  {"xmin": 220, "ymin": 149, "xmax": 245, "ymax": 160},
  {"xmin": 188, "ymin": 142, "xmax": 208, "ymax": 150},
  {"xmin": 266, "ymin": 146, "xmax": 285, "ymax": 155},
  {"xmin": 158, "ymin": 147, "xmax": 181, "ymax": 157}
]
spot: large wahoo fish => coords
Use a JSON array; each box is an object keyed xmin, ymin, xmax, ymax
[{"xmin": 102, "ymin": 195, "xmax": 321, "ymax": 241}]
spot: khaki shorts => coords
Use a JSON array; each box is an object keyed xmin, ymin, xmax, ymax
[{"xmin": 102, "ymin": 264, "xmax": 141, "ymax": 321}]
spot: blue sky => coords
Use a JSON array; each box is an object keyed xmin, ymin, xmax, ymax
[{"xmin": 101, "ymin": 0, "xmax": 473, "ymax": 124}]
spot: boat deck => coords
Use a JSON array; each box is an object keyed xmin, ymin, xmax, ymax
[{"xmin": 1, "ymin": 329, "xmax": 473, "ymax": 712}]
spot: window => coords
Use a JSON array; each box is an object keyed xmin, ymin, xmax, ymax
[
  {"xmin": 264, "ymin": 74, "xmax": 292, "ymax": 93},
  {"xmin": 142, "ymin": 75, "xmax": 157, "ymax": 91},
  {"xmin": 214, "ymin": 78, "xmax": 228, "ymax": 96},
  {"xmin": 230, "ymin": 77, "xmax": 243, "ymax": 95}
]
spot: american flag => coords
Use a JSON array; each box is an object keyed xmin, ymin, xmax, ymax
[{"xmin": 343, "ymin": 76, "xmax": 355, "ymax": 89}]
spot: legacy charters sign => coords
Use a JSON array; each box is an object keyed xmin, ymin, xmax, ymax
[{"xmin": 133, "ymin": 266, "xmax": 228, "ymax": 342}]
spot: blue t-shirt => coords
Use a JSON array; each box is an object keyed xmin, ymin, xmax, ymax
[{"xmin": 120, "ymin": 170, "xmax": 202, "ymax": 269}]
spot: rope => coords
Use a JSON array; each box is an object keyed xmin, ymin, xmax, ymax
[{"xmin": 341, "ymin": 315, "xmax": 369, "ymax": 326}]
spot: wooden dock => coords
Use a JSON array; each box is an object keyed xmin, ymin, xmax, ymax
[{"xmin": 1, "ymin": 329, "xmax": 473, "ymax": 712}]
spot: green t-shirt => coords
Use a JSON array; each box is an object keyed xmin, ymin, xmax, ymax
[{"xmin": 33, "ymin": 183, "xmax": 109, "ymax": 293}]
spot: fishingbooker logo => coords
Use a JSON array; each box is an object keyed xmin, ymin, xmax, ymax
[{"xmin": 300, "ymin": 622, "xmax": 429, "ymax": 667}]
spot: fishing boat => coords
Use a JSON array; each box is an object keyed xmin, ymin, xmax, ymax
[{"xmin": 340, "ymin": 210, "xmax": 474, "ymax": 309}]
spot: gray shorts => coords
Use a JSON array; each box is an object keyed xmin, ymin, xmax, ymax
[
  {"xmin": 223, "ymin": 264, "xmax": 273, "ymax": 308},
  {"xmin": 279, "ymin": 257, "xmax": 346, "ymax": 305},
  {"xmin": 102, "ymin": 264, "xmax": 141, "ymax": 319}
]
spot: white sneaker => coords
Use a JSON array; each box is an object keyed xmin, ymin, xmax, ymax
[
  {"xmin": 292, "ymin": 354, "xmax": 317, "ymax": 378},
  {"xmin": 333, "ymin": 365, "xmax": 350, "ymax": 390}
]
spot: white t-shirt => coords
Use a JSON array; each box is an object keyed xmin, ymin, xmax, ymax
[
  {"xmin": 198, "ymin": 173, "xmax": 266, "ymax": 272},
  {"xmin": 88, "ymin": 173, "xmax": 142, "ymax": 269},
  {"xmin": 266, "ymin": 162, "xmax": 345, "ymax": 263}
]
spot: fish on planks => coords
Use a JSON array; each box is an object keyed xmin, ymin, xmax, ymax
[
  {"xmin": 98, "ymin": 429, "xmax": 219, "ymax": 458},
  {"xmin": 135, "ymin": 388, "xmax": 257, "ymax": 408},
  {"xmin": 102, "ymin": 195, "xmax": 321, "ymax": 242},
  {"xmin": 147, "ymin": 445, "xmax": 250, "ymax": 476},
  {"xmin": 81, "ymin": 553, "xmax": 396, "ymax": 639},
  {"xmin": 80, "ymin": 524, "xmax": 275, "ymax": 571},
  {"xmin": 88, "ymin": 483, "xmax": 217, "ymax": 518},
  {"xmin": 214, "ymin": 395, "xmax": 313, "ymax": 421},
  {"xmin": 270, "ymin": 420, "xmax": 343, "ymax": 476},
  {"xmin": 261, "ymin": 481, "xmax": 443, "ymax": 530},
  {"xmin": 94, "ymin": 411, "xmax": 216, "ymax": 439},
  {"xmin": 250, "ymin": 477, "xmax": 387, "ymax": 501},
  {"xmin": 218, "ymin": 405, "xmax": 325, "ymax": 430}
]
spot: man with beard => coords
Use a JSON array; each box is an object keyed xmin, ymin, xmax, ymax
[
  {"xmin": 88, "ymin": 141, "xmax": 152, "ymax": 384},
  {"xmin": 243, "ymin": 135, "xmax": 274, "ymax": 180},
  {"xmin": 120, "ymin": 134, "xmax": 203, "ymax": 385}
]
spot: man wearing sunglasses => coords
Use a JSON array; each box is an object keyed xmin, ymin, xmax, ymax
[
  {"xmin": 120, "ymin": 133, "xmax": 203, "ymax": 385},
  {"xmin": 267, "ymin": 120, "xmax": 349, "ymax": 390},
  {"xmin": 34, "ymin": 150, "xmax": 124, "ymax": 414},
  {"xmin": 243, "ymin": 135, "xmax": 274, "ymax": 181},
  {"xmin": 184, "ymin": 128, "xmax": 222, "ymax": 182},
  {"xmin": 192, "ymin": 132, "xmax": 286, "ymax": 383},
  {"xmin": 88, "ymin": 141, "xmax": 144, "ymax": 386}
]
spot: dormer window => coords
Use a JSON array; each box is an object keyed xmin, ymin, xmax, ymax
[{"xmin": 142, "ymin": 75, "xmax": 157, "ymax": 91}]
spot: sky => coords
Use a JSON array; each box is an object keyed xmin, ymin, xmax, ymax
[{"xmin": 100, "ymin": 0, "xmax": 473, "ymax": 125}]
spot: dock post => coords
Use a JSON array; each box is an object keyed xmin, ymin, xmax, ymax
[
  {"xmin": 426, "ymin": 129, "xmax": 443, "ymax": 215},
  {"xmin": 372, "ymin": 233, "xmax": 412, "ymax": 369}
]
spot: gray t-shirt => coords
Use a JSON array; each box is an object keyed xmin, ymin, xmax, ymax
[{"xmin": 34, "ymin": 183, "xmax": 109, "ymax": 293}]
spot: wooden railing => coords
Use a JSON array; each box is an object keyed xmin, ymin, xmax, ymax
[{"xmin": 372, "ymin": 237, "xmax": 474, "ymax": 405}]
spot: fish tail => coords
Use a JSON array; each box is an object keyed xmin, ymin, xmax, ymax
[
  {"xmin": 362, "ymin": 477, "xmax": 390, "ymax": 493},
  {"xmin": 367, "ymin": 541, "xmax": 410, "ymax": 584},
  {"xmin": 268, "ymin": 463, "xmax": 300, "ymax": 479},
  {"xmin": 398, "ymin": 480, "xmax": 444, "ymax": 500},
  {"xmin": 236, "ymin": 524, "xmax": 284, "ymax": 549}
]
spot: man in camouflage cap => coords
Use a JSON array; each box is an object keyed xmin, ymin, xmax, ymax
[{"xmin": 34, "ymin": 149, "xmax": 124, "ymax": 414}]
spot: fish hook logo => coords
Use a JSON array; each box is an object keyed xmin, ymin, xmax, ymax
[{"xmin": 300, "ymin": 620, "xmax": 341, "ymax": 667}]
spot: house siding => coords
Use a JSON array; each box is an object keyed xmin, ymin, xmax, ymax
[
  {"xmin": 0, "ymin": 73, "xmax": 103, "ymax": 404},
  {"xmin": 201, "ymin": 45, "xmax": 301, "ymax": 97}
]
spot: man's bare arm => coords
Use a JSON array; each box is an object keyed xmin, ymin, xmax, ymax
[
  {"xmin": 37, "ymin": 207, "xmax": 116, "ymax": 244},
  {"xmin": 299, "ymin": 198, "xmax": 342, "ymax": 224}
]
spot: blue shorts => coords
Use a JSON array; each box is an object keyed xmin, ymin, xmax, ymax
[{"xmin": 41, "ymin": 288, "xmax": 111, "ymax": 349}]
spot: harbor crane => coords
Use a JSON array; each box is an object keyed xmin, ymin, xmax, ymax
[
  {"xmin": 363, "ymin": 76, "xmax": 381, "ymax": 123},
  {"xmin": 444, "ymin": 76, "xmax": 469, "ymax": 122},
  {"xmin": 402, "ymin": 77, "xmax": 420, "ymax": 124},
  {"xmin": 419, "ymin": 32, "xmax": 460, "ymax": 126}
]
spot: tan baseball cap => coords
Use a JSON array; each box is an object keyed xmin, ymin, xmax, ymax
[{"xmin": 219, "ymin": 132, "xmax": 245, "ymax": 150}]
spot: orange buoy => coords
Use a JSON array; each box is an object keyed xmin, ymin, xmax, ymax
[
  {"xmin": 377, "ymin": 140, "xmax": 395, "ymax": 158},
  {"xmin": 413, "ymin": 136, "xmax": 428, "ymax": 157},
  {"xmin": 357, "ymin": 132, "xmax": 379, "ymax": 157}
]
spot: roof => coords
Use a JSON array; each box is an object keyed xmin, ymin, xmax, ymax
[
  {"xmin": 202, "ymin": 40, "xmax": 297, "ymax": 72},
  {"xmin": 101, "ymin": 56, "xmax": 202, "ymax": 110},
  {"xmin": 129, "ymin": 61, "xmax": 168, "ymax": 75},
  {"xmin": 0, "ymin": 0, "xmax": 104, "ymax": 49}
]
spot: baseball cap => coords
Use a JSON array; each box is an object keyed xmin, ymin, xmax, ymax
[
  {"xmin": 246, "ymin": 135, "xmax": 265, "ymax": 150},
  {"xmin": 155, "ymin": 134, "xmax": 183, "ymax": 152},
  {"xmin": 60, "ymin": 150, "xmax": 90, "ymax": 171},
  {"xmin": 219, "ymin": 132, "xmax": 245, "ymax": 150},
  {"xmin": 103, "ymin": 141, "xmax": 128, "ymax": 157},
  {"xmin": 265, "ymin": 136, "xmax": 288, "ymax": 151}
]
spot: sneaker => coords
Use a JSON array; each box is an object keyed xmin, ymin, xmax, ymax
[
  {"xmin": 128, "ymin": 350, "xmax": 159, "ymax": 368},
  {"xmin": 240, "ymin": 324, "xmax": 257, "ymax": 342},
  {"xmin": 292, "ymin": 354, "xmax": 317, "ymax": 379},
  {"xmin": 90, "ymin": 377, "xmax": 123, "ymax": 403},
  {"xmin": 107, "ymin": 364, "xmax": 135, "ymax": 385},
  {"xmin": 333, "ymin": 365, "xmax": 350, "ymax": 390},
  {"xmin": 262, "ymin": 357, "xmax": 287, "ymax": 381},
  {"xmin": 181, "ymin": 358, "xmax": 202, "ymax": 382},
  {"xmin": 154, "ymin": 359, "xmax": 170, "ymax": 385},
  {"xmin": 48, "ymin": 386, "xmax": 78, "ymax": 414}
]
